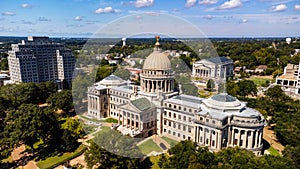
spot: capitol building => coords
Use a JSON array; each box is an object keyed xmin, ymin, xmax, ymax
[{"xmin": 87, "ymin": 38, "xmax": 266, "ymax": 155}]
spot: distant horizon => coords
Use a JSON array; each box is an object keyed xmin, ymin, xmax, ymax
[{"xmin": 0, "ymin": 35, "xmax": 298, "ymax": 39}]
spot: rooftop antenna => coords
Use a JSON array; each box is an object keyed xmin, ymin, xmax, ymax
[{"xmin": 155, "ymin": 36, "xmax": 160, "ymax": 51}]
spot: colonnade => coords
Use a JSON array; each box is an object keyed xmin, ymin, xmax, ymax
[
  {"xmin": 194, "ymin": 126, "xmax": 222, "ymax": 150},
  {"xmin": 141, "ymin": 79, "xmax": 174, "ymax": 93},
  {"xmin": 194, "ymin": 125, "xmax": 263, "ymax": 151},
  {"xmin": 88, "ymin": 95, "xmax": 99, "ymax": 110},
  {"xmin": 119, "ymin": 111, "xmax": 143, "ymax": 131},
  {"xmin": 229, "ymin": 127, "xmax": 262, "ymax": 149},
  {"xmin": 195, "ymin": 69, "xmax": 210, "ymax": 77}
]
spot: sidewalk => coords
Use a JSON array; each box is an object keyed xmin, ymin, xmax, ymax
[{"xmin": 11, "ymin": 145, "xmax": 39, "ymax": 169}]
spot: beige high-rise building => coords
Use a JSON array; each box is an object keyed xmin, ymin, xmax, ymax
[{"xmin": 8, "ymin": 36, "xmax": 75, "ymax": 85}]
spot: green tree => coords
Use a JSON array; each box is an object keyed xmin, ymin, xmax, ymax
[
  {"xmin": 283, "ymin": 145, "xmax": 300, "ymax": 169},
  {"xmin": 4, "ymin": 104, "xmax": 51, "ymax": 152},
  {"xmin": 0, "ymin": 58, "xmax": 8, "ymax": 70},
  {"xmin": 206, "ymin": 79, "xmax": 215, "ymax": 91},
  {"xmin": 47, "ymin": 90, "xmax": 74, "ymax": 113},
  {"xmin": 38, "ymin": 81, "xmax": 58, "ymax": 102},
  {"xmin": 265, "ymin": 85, "xmax": 289, "ymax": 102},
  {"xmin": 85, "ymin": 141, "xmax": 139, "ymax": 169},
  {"xmin": 0, "ymin": 83, "xmax": 42, "ymax": 108},
  {"xmin": 226, "ymin": 80, "xmax": 239, "ymax": 96},
  {"xmin": 61, "ymin": 118, "xmax": 85, "ymax": 139},
  {"xmin": 237, "ymin": 80, "xmax": 257, "ymax": 96},
  {"xmin": 96, "ymin": 66, "xmax": 113, "ymax": 81},
  {"xmin": 113, "ymin": 68, "xmax": 131, "ymax": 80}
]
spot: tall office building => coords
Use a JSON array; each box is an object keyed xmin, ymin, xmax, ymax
[{"xmin": 8, "ymin": 36, "xmax": 75, "ymax": 85}]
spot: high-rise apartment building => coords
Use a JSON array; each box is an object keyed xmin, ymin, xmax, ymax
[{"xmin": 8, "ymin": 36, "xmax": 75, "ymax": 85}]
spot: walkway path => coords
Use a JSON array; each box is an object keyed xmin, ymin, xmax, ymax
[
  {"xmin": 11, "ymin": 145, "xmax": 39, "ymax": 169},
  {"xmin": 151, "ymin": 135, "xmax": 170, "ymax": 151},
  {"xmin": 263, "ymin": 126, "xmax": 284, "ymax": 154}
]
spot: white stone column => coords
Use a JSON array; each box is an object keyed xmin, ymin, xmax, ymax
[
  {"xmin": 242, "ymin": 130, "xmax": 247, "ymax": 148},
  {"xmin": 152, "ymin": 81, "xmax": 154, "ymax": 92},
  {"xmin": 248, "ymin": 130, "xmax": 253, "ymax": 149},
  {"xmin": 258, "ymin": 130, "xmax": 262, "ymax": 147},
  {"xmin": 194, "ymin": 126, "xmax": 197, "ymax": 142},
  {"xmin": 254, "ymin": 130, "xmax": 258, "ymax": 148},
  {"xmin": 237, "ymin": 129, "xmax": 241, "ymax": 146},
  {"xmin": 218, "ymin": 131, "xmax": 222, "ymax": 149},
  {"xmin": 231, "ymin": 128, "xmax": 235, "ymax": 146},
  {"xmin": 122, "ymin": 111, "xmax": 125, "ymax": 126}
]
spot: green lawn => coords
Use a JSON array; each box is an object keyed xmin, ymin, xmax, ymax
[
  {"xmin": 248, "ymin": 77, "xmax": 270, "ymax": 87},
  {"xmin": 105, "ymin": 117, "xmax": 119, "ymax": 123},
  {"xmin": 161, "ymin": 136, "xmax": 179, "ymax": 147},
  {"xmin": 92, "ymin": 126, "xmax": 111, "ymax": 136},
  {"xmin": 36, "ymin": 144, "xmax": 86, "ymax": 169},
  {"xmin": 78, "ymin": 114, "xmax": 104, "ymax": 122},
  {"xmin": 267, "ymin": 146, "xmax": 281, "ymax": 156},
  {"xmin": 138, "ymin": 139, "xmax": 162, "ymax": 155}
]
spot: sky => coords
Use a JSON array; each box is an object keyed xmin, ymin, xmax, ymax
[{"xmin": 0, "ymin": 0, "xmax": 300, "ymax": 37}]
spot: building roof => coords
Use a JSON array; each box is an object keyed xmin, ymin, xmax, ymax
[
  {"xmin": 99, "ymin": 74, "xmax": 126, "ymax": 86},
  {"xmin": 211, "ymin": 93, "xmax": 237, "ymax": 102},
  {"xmin": 143, "ymin": 50, "xmax": 171, "ymax": 70},
  {"xmin": 203, "ymin": 93, "xmax": 244, "ymax": 110},
  {"xmin": 165, "ymin": 94, "xmax": 203, "ymax": 109},
  {"xmin": 131, "ymin": 97, "xmax": 153, "ymax": 111},
  {"xmin": 204, "ymin": 56, "xmax": 232, "ymax": 64}
]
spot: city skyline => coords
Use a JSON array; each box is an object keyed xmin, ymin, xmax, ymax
[{"xmin": 0, "ymin": 0, "xmax": 300, "ymax": 37}]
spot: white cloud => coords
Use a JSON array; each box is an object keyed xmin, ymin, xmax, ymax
[
  {"xmin": 240, "ymin": 19, "xmax": 248, "ymax": 23},
  {"xmin": 218, "ymin": 0, "xmax": 243, "ymax": 10},
  {"xmin": 95, "ymin": 7, "xmax": 120, "ymax": 14},
  {"xmin": 2, "ymin": 12, "xmax": 15, "ymax": 16},
  {"xmin": 271, "ymin": 4, "xmax": 287, "ymax": 12},
  {"xmin": 74, "ymin": 16, "xmax": 83, "ymax": 21},
  {"xmin": 295, "ymin": 4, "xmax": 300, "ymax": 10},
  {"xmin": 22, "ymin": 20, "xmax": 35, "ymax": 25},
  {"xmin": 203, "ymin": 15, "xmax": 215, "ymax": 20},
  {"xmin": 185, "ymin": 0, "xmax": 197, "ymax": 8},
  {"xmin": 38, "ymin": 17, "xmax": 51, "ymax": 22},
  {"xmin": 21, "ymin": 4, "xmax": 32, "ymax": 8},
  {"xmin": 199, "ymin": 0, "xmax": 218, "ymax": 5},
  {"xmin": 135, "ymin": 0, "xmax": 154, "ymax": 8}
]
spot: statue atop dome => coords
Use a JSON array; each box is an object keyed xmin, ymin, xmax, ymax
[{"xmin": 155, "ymin": 35, "xmax": 160, "ymax": 50}]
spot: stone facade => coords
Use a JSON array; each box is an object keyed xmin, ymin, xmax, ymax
[
  {"xmin": 192, "ymin": 57, "xmax": 234, "ymax": 80},
  {"xmin": 87, "ymin": 40, "xmax": 265, "ymax": 155},
  {"xmin": 276, "ymin": 63, "xmax": 300, "ymax": 95}
]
